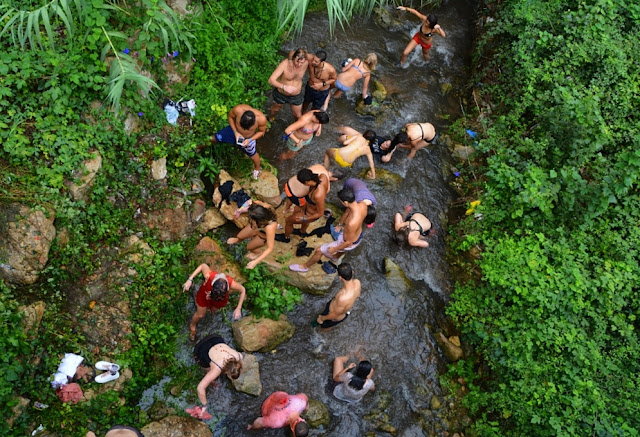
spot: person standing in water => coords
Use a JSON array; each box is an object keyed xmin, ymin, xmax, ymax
[
  {"xmin": 206, "ymin": 104, "xmax": 267, "ymax": 180},
  {"xmin": 314, "ymin": 263, "xmax": 361, "ymax": 329},
  {"xmin": 248, "ymin": 391, "xmax": 309, "ymax": 436},
  {"xmin": 397, "ymin": 7, "xmax": 446, "ymax": 65},
  {"xmin": 303, "ymin": 50, "xmax": 337, "ymax": 113},
  {"xmin": 268, "ymin": 48, "xmax": 309, "ymax": 121},
  {"xmin": 332, "ymin": 356, "xmax": 375, "ymax": 402},
  {"xmin": 280, "ymin": 110, "xmax": 329, "ymax": 160}
]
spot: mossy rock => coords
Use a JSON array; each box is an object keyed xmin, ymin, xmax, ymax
[{"xmin": 304, "ymin": 399, "xmax": 330, "ymax": 428}]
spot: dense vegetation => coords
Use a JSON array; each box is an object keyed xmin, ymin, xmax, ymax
[
  {"xmin": 448, "ymin": 0, "xmax": 640, "ymax": 435},
  {"xmin": 0, "ymin": 1, "xmax": 290, "ymax": 436}
]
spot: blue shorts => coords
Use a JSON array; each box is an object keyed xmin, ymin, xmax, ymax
[
  {"xmin": 335, "ymin": 79, "xmax": 351, "ymax": 93},
  {"xmin": 304, "ymin": 83, "xmax": 330, "ymax": 109},
  {"xmin": 214, "ymin": 125, "xmax": 257, "ymax": 157}
]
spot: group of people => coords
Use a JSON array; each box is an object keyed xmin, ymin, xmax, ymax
[{"xmin": 181, "ymin": 6, "xmax": 444, "ymax": 435}]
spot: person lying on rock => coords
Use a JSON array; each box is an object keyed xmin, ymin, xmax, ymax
[
  {"xmin": 313, "ymin": 263, "xmax": 360, "ymax": 330},
  {"xmin": 248, "ymin": 391, "xmax": 309, "ymax": 436},
  {"xmin": 227, "ymin": 201, "xmax": 278, "ymax": 269},
  {"xmin": 289, "ymin": 185, "xmax": 367, "ymax": 272},
  {"xmin": 187, "ymin": 335, "xmax": 243, "ymax": 420},
  {"xmin": 324, "ymin": 126, "xmax": 376, "ymax": 179},
  {"xmin": 183, "ymin": 263, "xmax": 246, "ymax": 341}
]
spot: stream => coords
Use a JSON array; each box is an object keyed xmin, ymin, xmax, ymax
[{"xmin": 145, "ymin": 2, "xmax": 475, "ymax": 435}]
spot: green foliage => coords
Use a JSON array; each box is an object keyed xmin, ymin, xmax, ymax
[
  {"xmin": 449, "ymin": 0, "xmax": 640, "ymax": 435},
  {"xmin": 242, "ymin": 265, "xmax": 303, "ymax": 320}
]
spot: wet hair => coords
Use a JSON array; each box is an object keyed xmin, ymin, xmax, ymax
[
  {"xmin": 364, "ymin": 204, "xmax": 376, "ymax": 225},
  {"xmin": 391, "ymin": 131, "xmax": 410, "ymax": 148},
  {"xmin": 363, "ymin": 130, "xmax": 376, "ymax": 143},
  {"xmin": 248, "ymin": 204, "xmax": 276, "ymax": 227},
  {"xmin": 338, "ymin": 186, "xmax": 355, "ymax": 203},
  {"xmin": 294, "ymin": 421, "xmax": 309, "ymax": 437},
  {"xmin": 427, "ymin": 14, "xmax": 438, "ymax": 28},
  {"xmin": 211, "ymin": 277, "xmax": 229, "ymax": 300},
  {"xmin": 239, "ymin": 111, "xmax": 255, "ymax": 130},
  {"xmin": 292, "ymin": 48, "xmax": 307, "ymax": 61},
  {"xmin": 297, "ymin": 168, "xmax": 321, "ymax": 185},
  {"xmin": 337, "ymin": 263, "xmax": 353, "ymax": 280},
  {"xmin": 348, "ymin": 361, "xmax": 372, "ymax": 390},
  {"xmin": 222, "ymin": 357, "xmax": 243, "ymax": 380},
  {"xmin": 315, "ymin": 50, "xmax": 327, "ymax": 62},
  {"xmin": 392, "ymin": 226, "xmax": 410, "ymax": 246},
  {"xmin": 363, "ymin": 53, "xmax": 378, "ymax": 70},
  {"xmin": 314, "ymin": 110, "xmax": 329, "ymax": 124}
]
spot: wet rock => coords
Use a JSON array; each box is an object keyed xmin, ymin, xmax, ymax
[
  {"xmin": 430, "ymin": 396, "xmax": 442, "ymax": 410},
  {"xmin": 360, "ymin": 168, "xmax": 403, "ymax": 188},
  {"xmin": 434, "ymin": 332, "xmax": 463, "ymax": 362},
  {"xmin": 18, "ymin": 301, "xmax": 45, "ymax": 340},
  {"xmin": 384, "ymin": 258, "xmax": 412, "ymax": 295},
  {"xmin": 440, "ymin": 83, "xmax": 453, "ymax": 95},
  {"xmin": 148, "ymin": 400, "xmax": 177, "ymax": 421},
  {"xmin": 124, "ymin": 113, "xmax": 140, "ymax": 135},
  {"xmin": 151, "ymin": 158, "xmax": 167, "ymax": 180},
  {"xmin": 232, "ymin": 314, "xmax": 295, "ymax": 352},
  {"xmin": 194, "ymin": 237, "xmax": 245, "ymax": 283},
  {"xmin": 190, "ymin": 199, "xmax": 207, "ymax": 223},
  {"xmin": 237, "ymin": 169, "xmax": 281, "ymax": 208},
  {"xmin": 65, "ymin": 150, "xmax": 103, "ymax": 201},
  {"xmin": 371, "ymin": 80, "xmax": 388, "ymax": 102},
  {"xmin": 377, "ymin": 390, "xmax": 392, "ymax": 410},
  {"xmin": 398, "ymin": 425, "xmax": 427, "ymax": 437},
  {"xmin": 449, "ymin": 336, "xmax": 461, "ymax": 347},
  {"xmin": 374, "ymin": 6, "xmax": 405, "ymax": 31},
  {"xmin": 231, "ymin": 353, "xmax": 262, "ymax": 396},
  {"xmin": 198, "ymin": 208, "xmax": 227, "ymax": 233},
  {"xmin": 8, "ymin": 396, "xmax": 30, "ymax": 428},
  {"xmin": 141, "ymin": 199, "xmax": 189, "ymax": 241},
  {"xmin": 0, "ymin": 204, "xmax": 56, "ymax": 285},
  {"xmin": 451, "ymin": 144, "xmax": 476, "ymax": 161},
  {"xmin": 141, "ymin": 415, "xmax": 212, "ymax": 437},
  {"xmin": 304, "ymin": 399, "xmax": 330, "ymax": 428}
]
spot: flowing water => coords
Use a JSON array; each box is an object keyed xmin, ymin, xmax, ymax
[{"xmin": 147, "ymin": 2, "xmax": 475, "ymax": 435}]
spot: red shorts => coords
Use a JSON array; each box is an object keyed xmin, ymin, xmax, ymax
[{"xmin": 412, "ymin": 33, "xmax": 432, "ymax": 50}]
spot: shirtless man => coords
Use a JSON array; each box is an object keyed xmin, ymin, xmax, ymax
[
  {"xmin": 302, "ymin": 50, "xmax": 337, "ymax": 113},
  {"xmin": 315, "ymin": 263, "xmax": 360, "ymax": 329},
  {"xmin": 280, "ymin": 164, "xmax": 334, "ymax": 242},
  {"xmin": 208, "ymin": 104, "xmax": 267, "ymax": 179},
  {"xmin": 289, "ymin": 185, "xmax": 368, "ymax": 272},
  {"xmin": 399, "ymin": 122, "xmax": 436, "ymax": 158},
  {"xmin": 324, "ymin": 126, "xmax": 376, "ymax": 179},
  {"xmin": 268, "ymin": 48, "xmax": 309, "ymax": 121}
]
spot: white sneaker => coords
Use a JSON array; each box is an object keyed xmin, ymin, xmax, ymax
[
  {"xmin": 95, "ymin": 371, "xmax": 120, "ymax": 384},
  {"xmin": 95, "ymin": 361, "xmax": 120, "ymax": 372}
]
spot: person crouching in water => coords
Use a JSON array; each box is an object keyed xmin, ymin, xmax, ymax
[
  {"xmin": 227, "ymin": 201, "xmax": 278, "ymax": 269},
  {"xmin": 393, "ymin": 206, "xmax": 433, "ymax": 248}
]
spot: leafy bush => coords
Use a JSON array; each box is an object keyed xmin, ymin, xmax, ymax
[{"xmin": 242, "ymin": 265, "xmax": 303, "ymax": 320}]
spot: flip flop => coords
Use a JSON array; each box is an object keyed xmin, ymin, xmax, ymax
[
  {"xmin": 322, "ymin": 261, "xmax": 337, "ymax": 274},
  {"xmin": 95, "ymin": 371, "xmax": 119, "ymax": 384},
  {"xmin": 289, "ymin": 264, "xmax": 309, "ymax": 273},
  {"xmin": 95, "ymin": 361, "xmax": 120, "ymax": 372}
]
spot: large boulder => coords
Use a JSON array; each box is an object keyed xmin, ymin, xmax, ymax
[
  {"xmin": 151, "ymin": 158, "xmax": 167, "ymax": 180},
  {"xmin": 231, "ymin": 353, "xmax": 262, "ymax": 396},
  {"xmin": 65, "ymin": 150, "xmax": 103, "ymax": 201},
  {"xmin": 198, "ymin": 208, "xmax": 227, "ymax": 233},
  {"xmin": 141, "ymin": 415, "xmax": 212, "ymax": 437},
  {"xmin": 237, "ymin": 169, "xmax": 281, "ymax": 207},
  {"xmin": 304, "ymin": 399, "xmax": 330, "ymax": 428},
  {"xmin": 141, "ymin": 196, "xmax": 189, "ymax": 241},
  {"xmin": 212, "ymin": 170, "xmax": 250, "ymax": 228},
  {"xmin": 193, "ymin": 237, "xmax": 245, "ymax": 284},
  {"xmin": 232, "ymin": 315, "xmax": 295, "ymax": 352},
  {"xmin": 18, "ymin": 301, "xmax": 45, "ymax": 340},
  {"xmin": 0, "ymin": 204, "xmax": 56, "ymax": 285}
]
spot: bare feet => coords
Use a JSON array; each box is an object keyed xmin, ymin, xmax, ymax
[
  {"xmin": 246, "ymin": 252, "xmax": 260, "ymax": 260},
  {"xmin": 227, "ymin": 237, "xmax": 240, "ymax": 244}
]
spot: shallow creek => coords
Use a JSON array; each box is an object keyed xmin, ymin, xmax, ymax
[{"xmin": 143, "ymin": 2, "xmax": 475, "ymax": 435}]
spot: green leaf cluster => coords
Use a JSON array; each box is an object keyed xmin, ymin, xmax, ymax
[{"xmin": 242, "ymin": 265, "xmax": 303, "ymax": 320}]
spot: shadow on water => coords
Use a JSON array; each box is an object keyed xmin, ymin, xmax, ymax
[{"xmin": 145, "ymin": 2, "xmax": 475, "ymax": 435}]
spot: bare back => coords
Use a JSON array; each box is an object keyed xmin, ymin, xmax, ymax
[
  {"xmin": 328, "ymin": 279, "xmax": 361, "ymax": 318},
  {"xmin": 338, "ymin": 135, "xmax": 371, "ymax": 164}
]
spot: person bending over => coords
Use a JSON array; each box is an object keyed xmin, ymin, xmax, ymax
[{"xmin": 248, "ymin": 391, "xmax": 309, "ymax": 436}]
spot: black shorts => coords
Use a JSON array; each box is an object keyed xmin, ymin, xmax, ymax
[
  {"xmin": 273, "ymin": 87, "xmax": 304, "ymax": 106},
  {"xmin": 303, "ymin": 83, "xmax": 330, "ymax": 109},
  {"xmin": 194, "ymin": 335, "xmax": 225, "ymax": 368},
  {"xmin": 319, "ymin": 300, "xmax": 349, "ymax": 328}
]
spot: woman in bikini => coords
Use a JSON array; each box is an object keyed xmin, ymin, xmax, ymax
[
  {"xmin": 227, "ymin": 202, "xmax": 278, "ymax": 269},
  {"xmin": 393, "ymin": 206, "xmax": 433, "ymax": 248},
  {"xmin": 397, "ymin": 122, "xmax": 436, "ymax": 158},
  {"xmin": 324, "ymin": 126, "xmax": 376, "ymax": 178},
  {"xmin": 280, "ymin": 110, "xmax": 330, "ymax": 160},
  {"xmin": 397, "ymin": 7, "xmax": 446, "ymax": 65},
  {"xmin": 187, "ymin": 335, "xmax": 243, "ymax": 420},
  {"xmin": 331, "ymin": 53, "xmax": 377, "ymax": 102}
]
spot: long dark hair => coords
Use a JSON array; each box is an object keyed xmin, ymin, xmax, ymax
[
  {"xmin": 348, "ymin": 360, "xmax": 372, "ymax": 390},
  {"xmin": 248, "ymin": 204, "xmax": 276, "ymax": 228}
]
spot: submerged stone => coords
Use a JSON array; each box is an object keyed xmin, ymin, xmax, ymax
[
  {"xmin": 232, "ymin": 315, "xmax": 295, "ymax": 353},
  {"xmin": 304, "ymin": 399, "xmax": 330, "ymax": 428},
  {"xmin": 231, "ymin": 353, "xmax": 262, "ymax": 396},
  {"xmin": 384, "ymin": 258, "xmax": 412, "ymax": 295}
]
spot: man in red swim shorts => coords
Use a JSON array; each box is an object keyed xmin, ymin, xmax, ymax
[{"xmin": 248, "ymin": 391, "xmax": 309, "ymax": 436}]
